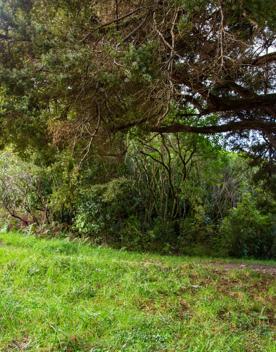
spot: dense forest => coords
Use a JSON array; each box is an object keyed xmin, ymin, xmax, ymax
[{"xmin": 0, "ymin": 0, "xmax": 275, "ymax": 259}]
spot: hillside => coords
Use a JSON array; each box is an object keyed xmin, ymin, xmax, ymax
[{"xmin": 0, "ymin": 233, "xmax": 275, "ymax": 352}]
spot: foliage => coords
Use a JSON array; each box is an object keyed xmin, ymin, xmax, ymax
[
  {"xmin": 1, "ymin": 130, "xmax": 274, "ymax": 259},
  {"xmin": 70, "ymin": 134, "xmax": 275, "ymax": 258},
  {"xmin": 74, "ymin": 177, "xmax": 135, "ymax": 239},
  {"xmin": 0, "ymin": 0, "xmax": 274, "ymax": 161},
  {"xmin": 0, "ymin": 151, "xmax": 50, "ymax": 226},
  {"xmin": 218, "ymin": 195, "xmax": 276, "ymax": 259},
  {"xmin": 0, "ymin": 0, "xmax": 274, "ymax": 260}
]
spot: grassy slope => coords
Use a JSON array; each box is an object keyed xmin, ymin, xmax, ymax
[{"xmin": 0, "ymin": 233, "xmax": 275, "ymax": 352}]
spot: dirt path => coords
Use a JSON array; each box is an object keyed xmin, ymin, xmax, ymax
[{"xmin": 212, "ymin": 263, "xmax": 276, "ymax": 276}]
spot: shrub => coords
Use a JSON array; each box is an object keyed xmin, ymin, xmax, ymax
[
  {"xmin": 217, "ymin": 194, "xmax": 275, "ymax": 259},
  {"xmin": 73, "ymin": 177, "xmax": 139, "ymax": 243},
  {"xmin": 0, "ymin": 152, "xmax": 50, "ymax": 227}
]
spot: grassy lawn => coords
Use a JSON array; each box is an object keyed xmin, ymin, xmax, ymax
[{"xmin": 0, "ymin": 233, "xmax": 275, "ymax": 352}]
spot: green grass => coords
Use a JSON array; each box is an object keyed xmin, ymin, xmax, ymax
[{"xmin": 0, "ymin": 233, "xmax": 275, "ymax": 352}]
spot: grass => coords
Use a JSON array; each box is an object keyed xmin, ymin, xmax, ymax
[{"xmin": 0, "ymin": 232, "xmax": 275, "ymax": 352}]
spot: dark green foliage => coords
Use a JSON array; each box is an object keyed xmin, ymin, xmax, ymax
[
  {"xmin": 0, "ymin": 0, "xmax": 274, "ymax": 259},
  {"xmin": 0, "ymin": 131, "xmax": 275, "ymax": 259},
  {"xmin": 0, "ymin": 0, "xmax": 275, "ymax": 160},
  {"xmin": 74, "ymin": 178, "xmax": 136, "ymax": 239},
  {"xmin": 69, "ymin": 135, "xmax": 275, "ymax": 258},
  {"xmin": 217, "ymin": 195, "xmax": 276, "ymax": 259}
]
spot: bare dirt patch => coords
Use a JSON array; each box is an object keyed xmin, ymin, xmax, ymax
[{"xmin": 211, "ymin": 263, "xmax": 276, "ymax": 276}]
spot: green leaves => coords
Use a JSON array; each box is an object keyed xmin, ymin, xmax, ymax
[
  {"xmin": 218, "ymin": 193, "xmax": 275, "ymax": 258},
  {"xmin": 123, "ymin": 42, "xmax": 159, "ymax": 82}
]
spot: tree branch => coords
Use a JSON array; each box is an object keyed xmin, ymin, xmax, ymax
[
  {"xmin": 206, "ymin": 93, "xmax": 276, "ymax": 114},
  {"xmin": 150, "ymin": 120, "xmax": 276, "ymax": 134},
  {"xmin": 251, "ymin": 52, "xmax": 276, "ymax": 66}
]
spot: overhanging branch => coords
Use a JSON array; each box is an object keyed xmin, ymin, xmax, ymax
[
  {"xmin": 150, "ymin": 120, "xmax": 276, "ymax": 134},
  {"xmin": 251, "ymin": 52, "xmax": 276, "ymax": 66},
  {"xmin": 206, "ymin": 93, "xmax": 276, "ymax": 114}
]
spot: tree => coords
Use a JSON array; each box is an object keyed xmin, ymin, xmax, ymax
[{"xmin": 0, "ymin": 0, "xmax": 275, "ymax": 163}]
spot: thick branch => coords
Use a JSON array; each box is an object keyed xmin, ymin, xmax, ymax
[
  {"xmin": 213, "ymin": 80, "xmax": 255, "ymax": 98},
  {"xmin": 252, "ymin": 52, "xmax": 276, "ymax": 66},
  {"xmin": 206, "ymin": 93, "xmax": 276, "ymax": 114},
  {"xmin": 150, "ymin": 120, "xmax": 276, "ymax": 134}
]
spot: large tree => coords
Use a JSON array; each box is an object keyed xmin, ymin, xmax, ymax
[{"xmin": 0, "ymin": 0, "xmax": 275, "ymax": 163}]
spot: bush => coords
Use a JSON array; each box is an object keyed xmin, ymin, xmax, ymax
[
  {"xmin": 0, "ymin": 152, "xmax": 50, "ymax": 227},
  {"xmin": 73, "ymin": 177, "xmax": 139, "ymax": 243},
  {"xmin": 217, "ymin": 195, "xmax": 275, "ymax": 259}
]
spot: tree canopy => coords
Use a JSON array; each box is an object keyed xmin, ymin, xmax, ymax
[{"xmin": 0, "ymin": 0, "xmax": 275, "ymax": 162}]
